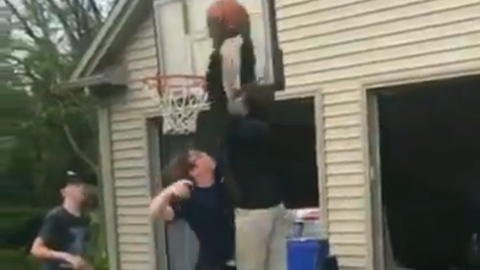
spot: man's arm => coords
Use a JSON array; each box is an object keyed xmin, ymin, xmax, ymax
[
  {"xmin": 149, "ymin": 187, "xmax": 177, "ymax": 221},
  {"xmin": 150, "ymin": 179, "xmax": 192, "ymax": 221},
  {"xmin": 30, "ymin": 237, "xmax": 70, "ymax": 261},
  {"xmin": 30, "ymin": 214, "xmax": 77, "ymax": 263},
  {"xmin": 31, "ymin": 212, "xmax": 88, "ymax": 270}
]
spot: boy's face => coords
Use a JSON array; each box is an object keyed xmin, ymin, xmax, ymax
[
  {"xmin": 63, "ymin": 183, "xmax": 87, "ymax": 204},
  {"xmin": 188, "ymin": 151, "xmax": 216, "ymax": 182}
]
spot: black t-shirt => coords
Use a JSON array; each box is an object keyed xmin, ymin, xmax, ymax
[
  {"xmin": 222, "ymin": 115, "xmax": 282, "ymax": 209},
  {"xmin": 37, "ymin": 207, "xmax": 90, "ymax": 270},
  {"xmin": 171, "ymin": 180, "xmax": 234, "ymax": 269}
]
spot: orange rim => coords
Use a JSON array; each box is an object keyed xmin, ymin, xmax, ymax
[{"xmin": 143, "ymin": 74, "xmax": 205, "ymax": 95}]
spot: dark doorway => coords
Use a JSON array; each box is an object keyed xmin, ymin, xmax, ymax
[
  {"xmin": 271, "ymin": 97, "xmax": 319, "ymax": 208},
  {"xmin": 375, "ymin": 75, "xmax": 480, "ymax": 270},
  {"xmin": 159, "ymin": 97, "xmax": 320, "ymax": 209},
  {"xmin": 158, "ymin": 97, "xmax": 320, "ymax": 270}
]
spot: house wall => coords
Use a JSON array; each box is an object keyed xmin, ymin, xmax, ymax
[
  {"xmin": 276, "ymin": 0, "xmax": 480, "ymax": 269},
  {"xmin": 108, "ymin": 0, "xmax": 480, "ymax": 269},
  {"xmin": 109, "ymin": 16, "xmax": 159, "ymax": 270}
]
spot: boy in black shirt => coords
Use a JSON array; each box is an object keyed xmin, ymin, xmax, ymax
[
  {"xmin": 31, "ymin": 172, "xmax": 92, "ymax": 270},
  {"xmin": 150, "ymin": 150, "xmax": 235, "ymax": 270}
]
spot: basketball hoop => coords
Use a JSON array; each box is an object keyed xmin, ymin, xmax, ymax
[{"xmin": 143, "ymin": 74, "xmax": 209, "ymax": 135}]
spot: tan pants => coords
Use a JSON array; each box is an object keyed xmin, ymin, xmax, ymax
[{"xmin": 235, "ymin": 204, "xmax": 293, "ymax": 270}]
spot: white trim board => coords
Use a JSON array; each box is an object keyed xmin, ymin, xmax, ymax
[{"xmin": 97, "ymin": 106, "xmax": 119, "ymax": 270}]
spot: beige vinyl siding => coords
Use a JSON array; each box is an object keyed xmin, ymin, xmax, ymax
[
  {"xmin": 322, "ymin": 85, "xmax": 367, "ymax": 269},
  {"xmin": 278, "ymin": 0, "xmax": 480, "ymax": 88},
  {"xmin": 277, "ymin": 0, "xmax": 480, "ymax": 269},
  {"xmin": 110, "ymin": 16, "xmax": 159, "ymax": 270}
]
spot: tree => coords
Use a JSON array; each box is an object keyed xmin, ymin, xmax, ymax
[
  {"xmin": 3, "ymin": 0, "xmax": 116, "ymax": 200},
  {"xmin": 0, "ymin": 2, "xmax": 27, "ymax": 173},
  {"xmin": 3, "ymin": 0, "xmax": 117, "ymax": 267}
]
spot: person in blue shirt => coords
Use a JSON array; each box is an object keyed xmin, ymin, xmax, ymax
[{"xmin": 149, "ymin": 149, "xmax": 235, "ymax": 270}]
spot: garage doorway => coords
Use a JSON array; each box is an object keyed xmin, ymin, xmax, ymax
[{"xmin": 368, "ymin": 75, "xmax": 480, "ymax": 270}]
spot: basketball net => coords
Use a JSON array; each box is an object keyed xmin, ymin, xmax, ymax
[
  {"xmin": 144, "ymin": 75, "xmax": 208, "ymax": 135},
  {"xmin": 142, "ymin": 31, "xmax": 212, "ymax": 135},
  {"xmin": 143, "ymin": 34, "xmax": 246, "ymax": 134}
]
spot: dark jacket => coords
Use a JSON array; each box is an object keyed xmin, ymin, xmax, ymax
[
  {"xmin": 202, "ymin": 37, "xmax": 281, "ymax": 209},
  {"xmin": 195, "ymin": 37, "xmax": 257, "ymax": 154}
]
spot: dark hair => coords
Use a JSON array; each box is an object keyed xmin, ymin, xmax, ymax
[{"xmin": 163, "ymin": 150, "xmax": 194, "ymax": 184}]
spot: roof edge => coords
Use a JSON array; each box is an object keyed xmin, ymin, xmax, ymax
[{"xmin": 69, "ymin": 0, "xmax": 143, "ymax": 81}]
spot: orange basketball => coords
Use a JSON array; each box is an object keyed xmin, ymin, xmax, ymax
[{"xmin": 207, "ymin": 0, "xmax": 249, "ymax": 32}]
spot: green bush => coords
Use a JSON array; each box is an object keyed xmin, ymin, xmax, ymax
[
  {"xmin": 0, "ymin": 249, "xmax": 39, "ymax": 270},
  {"xmin": 0, "ymin": 207, "xmax": 46, "ymax": 250},
  {"xmin": 0, "ymin": 207, "xmax": 47, "ymax": 225},
  {"xmin": 88, "ymin": 212, "xmax": 109, "ymax": 270},
  {"xmin": 0, "ymin": 207, "xmax": 46, "ymax": 229}
]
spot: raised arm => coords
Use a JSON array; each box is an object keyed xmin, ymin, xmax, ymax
[
  {"xmin": 149, "ymin": 188, "xmax": 176, "ymax": 221},
  {"xmin": 149, "ymin": 180, "xmax": 192, "ymax": 221}
]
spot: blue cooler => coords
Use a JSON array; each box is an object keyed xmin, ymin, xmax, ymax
[
  {"xmin": 288, "ymin": 219, "xmax": 330, "ymax": 270},
  {"xmin": 287, "ymin": 238, "xmax": 329, "ymax": 270}
]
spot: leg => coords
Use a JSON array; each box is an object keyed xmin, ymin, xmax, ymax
[
  {"xmin": 235, "ymin": 208, "xmax": 274, "ymax": 270},
  {"xmin": 266, "ymin": 206, "xmax": 293, "ymax": 270}
]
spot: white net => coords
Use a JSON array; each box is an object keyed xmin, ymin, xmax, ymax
[{"xmin": 144, "ymin": 76, "xmax": 209, "ymax": 135}]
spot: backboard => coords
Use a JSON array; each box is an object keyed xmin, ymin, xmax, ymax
[{"xmin": 153, "ymin": 0, "xmax": 284, "ymax": 91}]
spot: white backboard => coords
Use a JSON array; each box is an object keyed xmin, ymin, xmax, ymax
[{"xmin": 154, "ymin": 0, "xmax": 280, "ymax": 87}]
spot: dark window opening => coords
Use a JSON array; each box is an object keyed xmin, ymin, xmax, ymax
[
  {"xmin": 157, "ymin": 96, "xmax": 319, "ymax": 270},
  {"xmin": 376, "ymin": 75, "xmax": 480, "ymax": 269},
  {"xmin": 158, "ymin": 97, "xmax": 319, "ymax": 208},
  {"xmin": 271, "ymin": 97, "xmax": 318, "ymax": 209}
]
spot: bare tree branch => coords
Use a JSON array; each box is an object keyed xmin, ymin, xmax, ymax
[
  {"xmin": 71, "ymin": 0, "xmax": 95, "ymax": 53},
  {"xmin": 4, "ymin": 0, "xmax": 41, "ymax": 43},
  {"xmin": 57, "ymin": 101, "xmax": 99, "ymax": 175},
  {"xmin": 87, "ymin": 0, "xmax": 103, "ymax": 24},
  {"xmin": 45, "ymin": 0, "xmax": 81, "ymax": 51},
  {"xmin": 65, "ymin": 91, "xmax": 97, "ymax": 132},
  {"xmin": 63, "ymin": 122, "xmax": 99, "ymax": 175},
  {"xmin": 6, "ymin": 55, "xmax": 41, "ymax": 82},
  {"xmin": 29, "ymin": 0, "xmax": 55, "ymax": 48}
]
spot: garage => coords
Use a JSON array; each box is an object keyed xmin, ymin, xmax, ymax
[{"xmin": 370, "ymin": 75, "xmax": 480, "ymax": 270}]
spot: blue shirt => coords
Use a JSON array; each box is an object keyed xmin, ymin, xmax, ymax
[{"xmin": 171, "ymin": 179, "xmax": 234, "ymax": 268}]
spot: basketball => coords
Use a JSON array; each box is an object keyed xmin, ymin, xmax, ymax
[{"xmin": 207, "ymin": 0, "xmax": 249, "ymax": 33}]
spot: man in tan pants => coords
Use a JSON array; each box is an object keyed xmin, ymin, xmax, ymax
[
  {"xmin": 206, "ymin": 1, "xmax": 293, "ymax": 269},
  {"xmin": 235, "ymin": 205, "xmax": 292, "ymax": 270}
]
